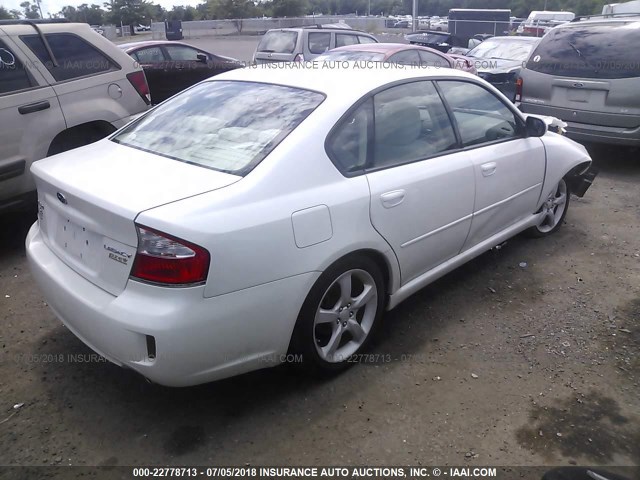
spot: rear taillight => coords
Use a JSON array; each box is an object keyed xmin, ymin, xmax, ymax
[
  {"xmin": 293, "ymin": 53, "xmax": 305, "ymax": 62},
  {"xmin": 130, "ymin": 225, "xmax": 210, "ymax": 286},
  {"xmin": 127, "ymin": 71, "xmax": 151, "ymax": 105},
  {"xmin": 515, "ymin": 77, "xmax": 523, "ymax": 102}
]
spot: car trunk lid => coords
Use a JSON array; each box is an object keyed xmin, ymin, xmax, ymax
[{"xmin": 32, "ymin": 140, "xmax": 240, "ymax": 296}]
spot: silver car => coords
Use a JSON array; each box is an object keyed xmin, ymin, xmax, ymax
[
  {"xmin": 253, "ymin": 25, "xmax": 378, "ymax": 63},
  {"xmin": 519, "ymin": 14, "xmax": 640, "ymax": 146}
]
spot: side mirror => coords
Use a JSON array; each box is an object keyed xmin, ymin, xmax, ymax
[
  {"xmin": 525, "ymin": 116, "xmax": 547, "ymax": 137},
  {"xmin": 196, "ymin": 53, "xmax": 208, "ymax": 63}
]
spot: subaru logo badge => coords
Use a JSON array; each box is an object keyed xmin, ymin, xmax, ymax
[{"xmin": 56, "ymin": 192, "xmax": 67, "ymax": 205}]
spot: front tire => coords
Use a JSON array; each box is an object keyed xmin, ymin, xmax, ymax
[
  {"xmin": 290, "ymin": 255, "xmax": 385, "ymax": 373},
  {"xmin": 526, "ymin": 178, "xmax": 570, "ymax": 238}
]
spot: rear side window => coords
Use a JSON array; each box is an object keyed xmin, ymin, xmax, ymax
[
  {"xmin": 112, "ymin": 81, "xmax": 325, "ymax": 176},
  {"xmin": 358, "ymin": 35, "xmax": 377, "ymax": 44},
  {"xmin": 336, "ymin": 34, "xmax": 359, "ymax": 47},
  {"xmin": 0, "ymin": 40, "xmax": 33, "ymax": 94},
  {"xmin": 21, "ymin": 33, "xmax": 117, "ymax": 81},
  {"xmin": 308, "ymin": 32, "xmax": 331, "ymax": 54},
  {"xmin": 133, "ymin": 47, "xmax": 165, "ymax": 63},
  {"xmin": 526, "ymin": 23, "xmax": 640, "ymax": 79},
  {"xmin": 257, "ymin": 31, "xmax": 298, "ymax": 54},
  {"xmin": 372, "ymin": 81, "xmax": 457, "ymax": 168}
]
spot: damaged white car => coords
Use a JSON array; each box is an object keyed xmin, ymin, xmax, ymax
[{"xmin": 26, "ymin": 65, "xmax": 596, "ymax": 386}]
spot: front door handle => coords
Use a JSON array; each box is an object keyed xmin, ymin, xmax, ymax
[
  {"xmin": 18, "ymin": 100, "xmax": 50, "ymax": 115},
  {"xmin": 380, "ymin": 190, "xmax": 405, "ymax": 208},
  {"xmin": 481, "ymin": 162, "xmax": 497, "ymax": 177}
]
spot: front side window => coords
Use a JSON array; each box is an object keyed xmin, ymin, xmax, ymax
[
  {"xmin": 418, "ymin": 50, "xmax": 450, "ymax": 67},
  {"xmin": 438, "ymin": 80, "xmax": 520, "ymax": 147},
  {"xmin": 372, "ymin": 81, "xmax": 457, "ymax": 168},
  {"xmin": 112, "ymin": 81, "xmax": 324, "ymax": 176},
  {"xmin": 388, "ymin": 50, "xmax": 421, "ymax": 65},
  {"xmin": 21, "ymin": 33, "xmax": 117, "ymax": 82},
  {"xmin": 308, "ymin": 32, "xmax": 331, "ymax": 54},
  {"xmin": 526, "ymin": 23, "xmax": 640, "ymax": 79},
  {"xmin": 165, "ymin": 45, "xmax": 202, "ymax": 61},
  {"xmin": 0, "ymin": 40, "xmax": 32, "ymax": 94}
]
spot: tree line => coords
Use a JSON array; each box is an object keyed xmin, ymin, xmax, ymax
[{"xmin": 1, "ymin": 0, "xmax": 609, "ymax": 25}]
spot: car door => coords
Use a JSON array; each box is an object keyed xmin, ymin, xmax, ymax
[
  {"xmin": 131, "ymin": 46, "xmax": 170, "ymax": 104},
  {"xmin": 164, "ymin": 44, "xmax": 213, "ymax": 93},
  {"xmin": 358, "ymin": 80, "xmax": 476, "ymax": 284},
  {"xmin": 436, "ymin": 80, "xmax": 546, "ymax": 249},
  {"xmin": 0, "ymin": 34, "xmax": 65, "ymax": 209}
]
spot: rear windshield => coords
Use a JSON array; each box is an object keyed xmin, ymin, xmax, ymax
[
  {"xmin": 526, "ymin": 22, "xmax": 640, "ymax": 79},
  {"xmin": 112, "ymin": 81, "xmax": 324, "ymax": 175},
  {"xmin": 317, "ymin": 51, "xmax": 386, "ymax": 62},
  {"xmin": 257, "ymin": 31, "xmax": 298, "ymax": 54}
]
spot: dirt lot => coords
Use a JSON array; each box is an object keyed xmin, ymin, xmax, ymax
[{"xmin": 0, "ymin": 144, "xmax": 639, "ymax": 478}]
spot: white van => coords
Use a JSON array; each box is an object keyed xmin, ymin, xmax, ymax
[{"xmin": 517, "ymin": 11, "xmax": 575, "ymax": 35}]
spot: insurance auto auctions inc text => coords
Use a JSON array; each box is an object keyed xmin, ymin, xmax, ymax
[{"xmin": 253, "ymin": 467, "xmax": 497, "ymax": 477}]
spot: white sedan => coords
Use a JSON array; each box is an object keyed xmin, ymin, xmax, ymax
[{"xmin": 26, "ymin": 64, "xmax": 595, "ymax": 387}]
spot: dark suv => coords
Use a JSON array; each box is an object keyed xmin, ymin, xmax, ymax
[{"xmin": 518, "ymin": 14, "xmax": 640, "ymax": 146}]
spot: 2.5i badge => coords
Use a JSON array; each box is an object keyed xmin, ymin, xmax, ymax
[{"xmin": 104, "ymin": 244, "xmax": 132, "ymax": 265}]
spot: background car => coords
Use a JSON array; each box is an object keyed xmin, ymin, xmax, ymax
[
  {"xmin": 405, "ymin": 30, "xmax": 471, "ymax": 53},
  {"xmin": 119, "ymin": 40, "xmax": 242, "ymax": 103},
  {"xmin": 465, "ymin": 36, "xmax": 539, "ymax": 102},
  {"xmin": 0, "ymin": 19, "xmax": 150, "ymax": 214},
  {"xmin": 393, "ymin": 20, "xmax": 411, "ymax": 28},
  {"xmin": 519, "ymin": 14, "xmax": 640, "ymax": 146},
  {"xmin": 253, "ymin": 25, "xmax": 378, "ymax": 63},
  {"xmin": 27, "ymin": 65, "xmax": 594, "ymax": 387},
  {"xmin": 316, "ymin": 43, "xmax": 477, "ymax": 75}
]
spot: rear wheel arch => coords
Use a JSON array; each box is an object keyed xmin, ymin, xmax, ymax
[{"xmin": 47, "ymin": 120, "xmax": 116, "ymax": 157}]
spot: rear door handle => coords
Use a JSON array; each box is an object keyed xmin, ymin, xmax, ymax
[
  {"xmin": 380, "ymin": 190, "xmax": 405, "ymax": 208},
  {"xmin": 481, "ymin": 162, "xmax": 497, "ymax": 177},
  {"xmin": 18, "ymin": 100, "xmax": 50, "ymax": 115}
]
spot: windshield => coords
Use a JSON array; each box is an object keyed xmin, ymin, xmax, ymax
[
  {"xmin": 316, "ymin": 51, "xmax": 386, "ymax": 62},
  {"xmin": 112, "ymin": 81, "xmax": 325, "ymax": 175},
  {"xmin": 468, "ymin": 39, "xmax": 536, "ymax": 61},
  {"xmin": 257, "ymin": 31, "xmax": 298, "ymax": 53},
  {"xmin": 526, "ymin": 22, "xmax": 640, "ymax": 79}
]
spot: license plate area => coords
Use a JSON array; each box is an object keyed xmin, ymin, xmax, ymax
[{"xmin": 55, "ymin": 217, "xmax": 95, "ymax": 263}]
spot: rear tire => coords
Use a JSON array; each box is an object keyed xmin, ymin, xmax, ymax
[
  {"xmin": 526, "ymin": 178, "xmax": 570, "ymax": 238},
  {"xmin": 290, "ymin": 255, "xmax": 385, "ymax": 374}
]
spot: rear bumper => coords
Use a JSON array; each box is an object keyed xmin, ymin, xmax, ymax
[
  {"xmin": 520, "ymin": 103, "xmax": 640, "ymax": 146},
  {"xmin": 26, "ymin": 222, "xmax": 319, "ymax": 386}
]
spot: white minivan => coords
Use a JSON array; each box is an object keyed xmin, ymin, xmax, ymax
[{"xmin": 517, "ymin": 11, "xmax": 575, "ymax": 36}]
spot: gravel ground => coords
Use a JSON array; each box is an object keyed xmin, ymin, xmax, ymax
[{"xmin": 0, "ymin": 139, "xmax": 639, "ymax": 477}]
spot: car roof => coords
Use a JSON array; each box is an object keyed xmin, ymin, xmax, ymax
[
  {"xmin": 212, "ymin": 63, "xmax": 473, "ymax": 98},
  {"xmin": 562, "ymin": 15, "xmax": 640, "ymax": 26},
  {"xmin": 330, "ymin": 43, "xmax": 449, "ymax": 58},
  {"xmin": 481, "ymin": 36, "xmax": 540, "ymax": 42},
  {"xmin": 271, "ymin": 26, "xmax": 370, "ymax": 34},
  {"xmin": 118, "ymin": 40, "xmax": 201, "ymax": 51},
  {"xmin": 0, "ymin": 22, "xmax": 93, "ymax": 35}
]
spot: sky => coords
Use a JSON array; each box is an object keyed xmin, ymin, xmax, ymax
[{"xmin": 1, "ymin": 0, "xmax": 201, "ymax": 17}]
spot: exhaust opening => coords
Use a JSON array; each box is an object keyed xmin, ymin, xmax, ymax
[{"xmin": 146, "ymin": 335, "xmax": 157, "ymax": 361}]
